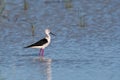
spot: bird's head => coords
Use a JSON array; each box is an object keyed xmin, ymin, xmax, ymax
[
  {"xmin": 45, "ymin": 29, "xmax": 55, "ymax": 36},
  {"xmin": 45, "ymin": 29, "xmax": 50, "ymax": 34}
]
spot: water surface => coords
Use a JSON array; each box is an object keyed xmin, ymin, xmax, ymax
[{"xmin": 0, "ymin": 0, "xmax": 120, "ymax": 80}]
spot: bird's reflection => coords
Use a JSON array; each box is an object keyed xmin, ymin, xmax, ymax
[
  {"xmin": 46, "ymin": 58, "xmax": 52, "ymax": 80},
  {"xmin": 34, "ymin": 57, "xmax": 52, "ymax": 80}
]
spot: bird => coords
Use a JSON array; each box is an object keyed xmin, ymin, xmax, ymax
[{"xmin": 24, "ymin": 29, "xmax": 55, "ymax": 57}]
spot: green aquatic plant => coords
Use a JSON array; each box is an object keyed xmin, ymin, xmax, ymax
[
  {"xmin": 0, "ymin": 73, "xmax": 5, "ymax": 80},
  {"xmin": 0, "ymin": 0, "xmax": 5, "ymax": 15},
  {"xmin": 79, "ymin": 15, "xmax": 86, "ymax": 27},
  {"xmin": 24, "ymin": 0, "xmax": 28, "ymax": 10},
  {"xmin": 31, "ymin": 24, "xmax": 35, "ymax": 36},
  {"xmin": 0, "ymin": 77, "xmax": 5, "ymax": 80},
  {"xmin": 64, "ymin": 0, "xmax": 73, "ymax": 9}
]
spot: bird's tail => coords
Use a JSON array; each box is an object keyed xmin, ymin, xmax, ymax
[
  {"xmin": 24, "ymin": 44, "xmax": 34, "ymax": 48},
  {"xmin": 23, "ymin": 46, "xmax": 28, "ymax": 48},
  {"xmin": 24, "ymin": 46, "xmax": 30, "ymax": 48}
]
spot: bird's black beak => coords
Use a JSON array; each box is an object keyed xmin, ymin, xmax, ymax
[{"xmin": 50, "ymin": 32, "xmax": 56, "ymax": 36}]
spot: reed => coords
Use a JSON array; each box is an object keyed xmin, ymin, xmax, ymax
[
  {"xmin": 79, "ymin": 15, "xmax": 86, "ymax": 27},
  {"xmin": 64, "ymin": 0, "xmax": 73, "ymax": 9},
  {"xmin": 0, "ymin": 0, "xmax": 5, "ymax": 15},
  {"xmin": 24, "ymin": 0, "xmax": 28, "ymax": 10},
  {"xmin": 31, "ymin": 24, "xmax": 35, "ymax": 36}
]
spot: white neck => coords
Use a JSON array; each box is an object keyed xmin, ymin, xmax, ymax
[{"xmin": 46, "ymin": 33, "xmax": 51, "ymax": 41}]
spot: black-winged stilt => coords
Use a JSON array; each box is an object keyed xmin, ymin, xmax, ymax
[{"xmin": 24, "ymin": 29, "xmax": 55, "ymax": 57}]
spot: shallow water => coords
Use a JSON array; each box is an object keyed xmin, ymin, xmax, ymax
[{"xmin": 0, "ymin": 0, "xmax": 120, "ymax": 80}]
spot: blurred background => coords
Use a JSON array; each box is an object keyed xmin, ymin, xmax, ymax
[{"xmin": 0, "ymin": 0, "xmax": 120, "ymax": 80}]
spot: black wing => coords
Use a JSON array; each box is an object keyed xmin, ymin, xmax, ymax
[{"xmin": 24, "ymin": 38, "xmax": 48, "ymax": 48}]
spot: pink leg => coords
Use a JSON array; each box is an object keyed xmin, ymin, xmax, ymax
[
  {"xmin": 39, "ymin": 49, "xmax": 42, "ymax": 56},
  {"xmin": 41, "ymin": 49, "xmax": 44, "ymax": 57}
]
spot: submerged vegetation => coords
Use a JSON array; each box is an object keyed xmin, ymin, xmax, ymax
[
  {"xmin": 0, "ymin": 0, "xmax": 5, "ymax": 15},
  {"xmin": 64, "ymin": 0, "xmax": 73, "ymax": 9},
  {"xmin": 79, "ymin": 15, "xmax": 86, "ymax": 28},
  {"xmin": 24, "ymin": 0, "xmax": 28, "ymax": 10},
  {"xmin": 31, "ymin": 24, "xmax": 35, "ymax": 37}
]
